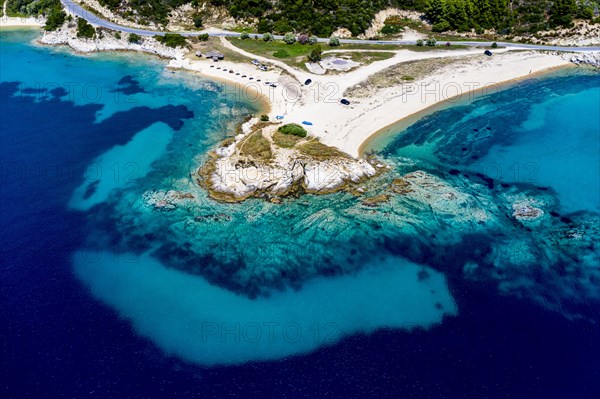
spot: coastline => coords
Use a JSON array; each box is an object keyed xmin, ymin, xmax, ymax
[{"xmin": 358, "ymin": 62, "xmax": 577, "ymax": 156}]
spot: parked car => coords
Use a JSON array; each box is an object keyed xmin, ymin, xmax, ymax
[
  {"xmin": 484, "ymin": 50, "xmax": 493, "ymax": 56},
  {"xmin": 304, "ymin": 79, "xmax": 312, "ymax": 85},
  {"xmin": 340, "ymin": 99, "xmax": 350, "ymax": 105}
]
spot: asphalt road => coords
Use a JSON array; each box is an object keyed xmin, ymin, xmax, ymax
[{"xmin": 60, "ymin": 0, "xmax": 600, "ymax": 53}]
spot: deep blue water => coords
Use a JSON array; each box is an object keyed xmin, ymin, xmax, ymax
[{"xmin": 1, "ymin": 29, "xmax": 600, "ymax": 399}]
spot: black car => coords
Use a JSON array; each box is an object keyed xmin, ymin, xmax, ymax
[
  {"xmin": 304, "ymin": 79, "xmax": 312, "ymax": 85},
  {"xmin": 484, "ymin": 50, "xmax": 493, "ymax": 56},
  {"xmin": 340, "ymin": 99, "xmax": 350, "ymax": 105}
]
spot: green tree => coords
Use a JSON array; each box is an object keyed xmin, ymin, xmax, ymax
[
  {"xmin": 44, "ymin": 6, "xmax": 65, "ymax": 31},
  {"xmin": 328, "ymin": 36, "xmax": 340, "ymax": 46},
  {"xmin": 240, "ymin": 32, "xmax": 250, "ymax": 39},
  {"xmin": 76, "ymin": 18, "xmax": 96, "ymax": 39},
  {"xmin": 307, "ymin": 45, "xmax": 322, "ymax": 62},
  {"xmin": 128, "ymin": 33, "xmax": 141, "ymax": 43},
  {"xmin": 550, "ymin": 0, "xmax": 577, "ymax": 27}
]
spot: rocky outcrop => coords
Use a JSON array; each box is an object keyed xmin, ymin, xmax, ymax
[
  {"xmin": 198, "ymin": 127, "xmax": 379, "ymax": 203},
  {"xmin": 39, "ymin": 23, "xmax": 185, "ymax": 59},
  {"xmin": 567, "ymin": 52, "xmax": 600, "ymax": 68}
]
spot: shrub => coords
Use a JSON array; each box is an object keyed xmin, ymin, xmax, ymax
[
  {"xmin": 381, "ymin": 24, "xmax": 403, "ymax": 35},
  {"xmin": 76, "ymin": 18, "xmax": 95, "ymax": 39},
  {"xmin": 491, "ymin": 42, "xmax": 498, "ymax": 48},
  {"xmin": 307, "ymin": 45, "xmax": 322, "ymax": 62},
  {"xmin": 328, "ymin": 36, "xmax": 340, "ymax": 46},
  {"xmin": 157, "ymin": 33, "xmax": 187, "ymax": 48},
  {"xmin": 193, "ymin": 16, "xmax": 203, "ymax": 28},
  {"xmin": 240, "ymin": 32, "xmax": 250, "ymax": 39},
  {"xmin": 432, "ymin": 20, "xmax": 450, "ymax": 32},
  {"xmin": 579, "ymin": 6, "xmax": 594, "ymax": 20},
  {"xmin": 260, "ymin": 114, "xmax": 269, "ymax": 122},
  {"xmin": 297, "ymin": 34, "xmax": 309, "ymax": 44},
  {"xmin": 308, "ymin": 35, "xmax": 318, "ymax": 45},
  {"xmin": 416, "ymin": 39, "xmax": 424, "ymax": 47},
  {"xmin": 114, "ymin": 32, "xmax": 121, "ymax": 40},
  {"xmin": 426, "ymin": 38, "xmax": 437, "ymax": 46},
  {"xmin": 198, "ymin": 33, "xmax": 209, "ymax": 41},
  {"xmin": 283, "ymin": 32, "xmax": 296, "ymax": 44},
  {"xmin": 263, "ymin": 32, "xmax": 274, "ymax": 42},
  {"xmin": 278, "ymin": 123, "xmax": 307, "ymax": 138},
  {"xmin": 128, "ymin": 33, "xmax": 141, "ymax": 44},
  {"xmin": 44, "ymin": 7, "xmax": 65, "ymax": 31},
  {"xmin": 273, "ymin": 49, "xmax": 289, "ymax": 58}
]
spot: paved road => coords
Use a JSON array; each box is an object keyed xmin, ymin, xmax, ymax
[{"xmin": 61, "ymin": 0, "xmax": 600, "ymax": 52}]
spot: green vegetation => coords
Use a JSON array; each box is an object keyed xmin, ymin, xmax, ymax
[
  {"xmin": 6, "ymin": 0, "xmax": 62, "ymax": 18},
  {"xmin": 283, "ymin": 32, "xmax": 296, "ymax": 44},
  {"xmin": 424, "ymin": 0, "xmax": 598, "ymax": 34},
  {"xmin": 128, "ymin": 33, "xmax": 142, "ymax": 43},
  {"xmin": 260, "ymin": 114, "xmax": 269, "ymax": 121},
  {"xmin": 263, "ymin": 32, "xmax": 274, "ymax": 42},
  {"xmin": 272, "ymin": 130, "xmax": 303, "ymax": 148},
  {"xmin": 328, "ymin": 36, "xmax": 340, "ymax": 46},
  {"xmin": 44, "ymin": 6, "xmax": 65, "ymax": 31},
  {"xmin": 155, "ymin": 33, "xmax": 187, "ymax": 48},
  {"xmin": 278, "ymin": 123, "xmax": 307, "ymax": 138},
  {"xmin": 239, "ymin": 130, "xmax": 272, "ymax": 160},
  {"xmin": 240, "ymin": 32, "xmax": 250, "ymax": 39},
  {"xmin": 8, "ymin": 0, "xmax": 599, "ymax": 38},
  {"xmin": 381, "ymin": 16, "xmax": 405, "ymax": 35},
  {"xmin": 115, "ymin": 32, "xmax": 121, "ymax": 39},
  {"xmin": 198, "ymin": 33, "xmax": 209, "ymax": 41},
  {"xmin": 307, "ymin": 46, "xmax": 322, "ymax": 62},
  {"xmin": 297, "ymin": 139, "xmax": 347, "ymax": 159},
  {"xmin": 77, "ymin": 18, "xmax": 96, "ymax": 39}
]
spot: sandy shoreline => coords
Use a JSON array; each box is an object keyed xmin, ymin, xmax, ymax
[
  {"xmin": 357, "ymin": 62, "xmax": 576, "ymax": 155},
  {"xmin": 12, "ymin": 24, "xmax": 590, "ymax": 159},
  {"xmin": 182, "ymin": 44, "xmax": 574, "ymax": 157}
]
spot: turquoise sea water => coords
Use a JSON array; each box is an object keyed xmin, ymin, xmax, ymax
[{"xmin": 2, "ymin": 29, "xmax": 599, "ymax": 398}]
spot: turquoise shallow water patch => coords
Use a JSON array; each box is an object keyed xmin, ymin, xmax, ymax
[
  {"xmin": 73, "ymin": 250, "xmax": 457, "ymax": 366},
  {"xmin": 476, "ymin": 86, "xmax": 600, "ymax": 213},
  {"xmin": 69, "ymin": 122, "xmax": 174, "ymax": 210}
]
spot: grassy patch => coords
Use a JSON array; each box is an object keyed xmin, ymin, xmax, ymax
[
  {"xmin": 227, "ymin": 38, "xmax": 401, "ymax": 70},
  {"xmin": 345, "ymin": 57, "xmax": 468, "ymax": 97},
  {"xmin": 239, "ymin": 130, "xmax": 272, "ymax": 161},
  {"xmin": 297, "ymin": 139, "xmax": 348, "ymax": 159},
  {"xmin": 323, "ymin": 51, "xmax": 395, "ymax": 66},
  {"xmin": 272, "ymin": 130, "xmax": 303, "ymax": 148}
]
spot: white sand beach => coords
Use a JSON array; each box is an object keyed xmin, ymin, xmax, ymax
[{"xmin": 170, "ymin": 40, "xmax": 573, "ymax": 157}]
